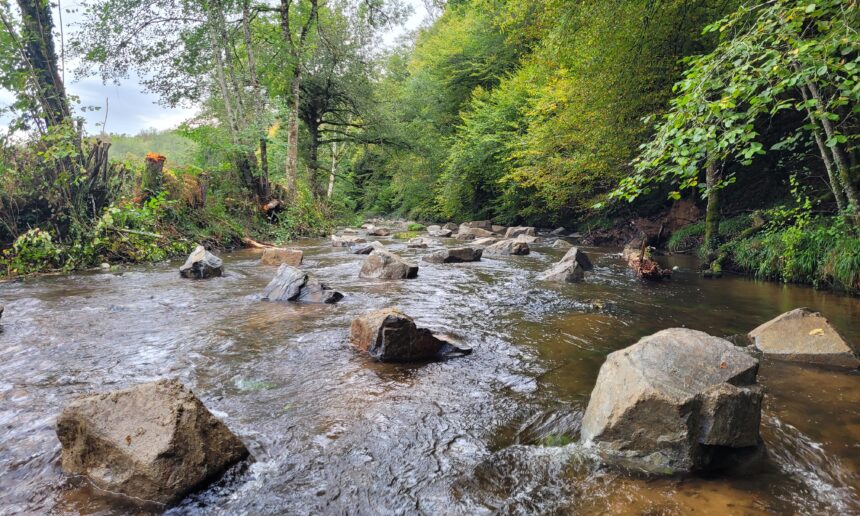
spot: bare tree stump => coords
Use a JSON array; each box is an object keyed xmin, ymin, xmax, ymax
[{"xmin": 142, "ymin": 153, "xmax": 166, "ymax": 202}]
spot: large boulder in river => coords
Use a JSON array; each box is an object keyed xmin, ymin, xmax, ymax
[
  {"xmin": 260, "ymin": 247, "xmax": 303, "ymax": 266},
  {"xmin": 504, "ymin": 226, "xmax": 535, "ymax": 239},
  {"xmin": 332, "ymin": 235, "xmax": 366, "ymax": 247},
  {"xmin": 359, "ymin": 250, "xmax": 419, "ymax": 279},
  {"xmin": 262, "ymin": 264, "xmax": 343, "ymax": 304},
  {"xmin": 349, "ymin": 308, "xmax": 470, "ymax": 361},
  {"xmin": 366, "ymin": 226, "xmax": 391, "ymax": 237},
  {"xmin": 457, "ymin": 226, "xmax": 495, "ymax": 239},
  {"xmin": 423, "ymin": 247, "xmax": 482, "ymax": 264},
  {"xmin": 581, "ymin": 329, "xmax": 763, "ymax": 475},
  {"xmin": 472, "ymin": 237, "xmax": 500, "ymax": 247},
  {"xmin": 514, "ymin": 234, "xmax": 541, "ymax": 244},
  {"xmin": 748, "ymin": 308, "xmax": 859, "ymax": 368},
  {"xmin": 56, "ymin": 379, "xmax": 249, "ymax": 505},
  {"xmin": 484, "ymin": 239, "xmax": 530, "ymax": 256},
  {"xmin": 428, "ymin": 228, "xmax": 453, "ymax": 238},
  {"xmin": 179, "ymin": 245, "xmax": 223, "ymax": 279},
  {"xmin": 351, "ymin": 240, "xmax": 386, "ymax": 255},
  {"xmin": 552, "ymin": 239, "xmax": 573, "ymax": 250},
  {"xmin": 442, "ymin": 222, "xmax": 459, "ymax": 231},
  {"xmin": 537, "ymin": 247, "xmax": 592, "ymax": 282}
]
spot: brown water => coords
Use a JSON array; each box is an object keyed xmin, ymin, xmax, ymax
[{"xmin": 0, "ymin": 238, "xmax": 858, "ymax": 515}]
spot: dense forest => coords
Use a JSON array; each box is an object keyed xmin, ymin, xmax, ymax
[{"xmin": 0, "ymin": 0, "xmax": 858, "ymax": 290}]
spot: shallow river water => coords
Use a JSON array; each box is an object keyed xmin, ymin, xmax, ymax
[{"xmin": 0, "ymin": 236, "xmax": 858, "ymax": 515}]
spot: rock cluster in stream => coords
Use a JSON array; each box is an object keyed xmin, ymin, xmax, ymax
[{"xmin": 51, "ymin": 218, "xmax": 859, "ymax": 509}]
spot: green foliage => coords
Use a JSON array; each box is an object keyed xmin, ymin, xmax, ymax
[
  {"xmin": 1, "ymin": 229, "xmax": 64, "ymax": 275},
  {"xmin": 267, "ymin": 181, "xmax": 335, "ymax": 243},
  {"xmin": 392, "ymin": 231, "xmax": 421, "ymax": 240},
  {"xmin": 666, "ymin": 214, "xmax": 752, "ymax": 253},
  {"xmin": 406, "ymin": 223, "xmax": 426, "ymax": 231},
  {"xmin": 109, "ymin": 130, "xmax": 199, "ymax": 167},
  {"xmin": 539, "ymin": 433, "xmax": 573, "ymax": 447}
]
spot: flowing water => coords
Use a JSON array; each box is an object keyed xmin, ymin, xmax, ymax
[{"xmin": 0, "ymin": 236, "xmax": 858, "ymax": 515}]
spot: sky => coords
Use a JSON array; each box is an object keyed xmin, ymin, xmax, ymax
[{"xmin": 3, "ymin": 0, "xmax": 428, "ymax": 136}]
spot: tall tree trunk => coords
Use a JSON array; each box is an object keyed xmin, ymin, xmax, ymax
[
  {"xmin": 142, "ymin": 153, "xmax": 166, "ymax": 201},
  {"xmin": 327, "ymin": 141, "xmax": 337, "ymax": 199},
  {"xmin": 805, "ymin": 79, "xmax": 860, "ymax": 215},
  {"xmin": 259, "ymin": 137, "xmax": 269, "ymax": 199},
  {"xmin": 286, "ymin": 67, "xmax": 302, "ymax": 193},
  {"xmin": 242, "ymin": 0, "xmax": 270, "ymax": 199},
  {"xmin": 704, "ymin": 160, "xmax": 721, "ymax": 264},
  {"xmin": 308, "ymin": 121, "xmax": 320, "ymax": 196},
  {"xmin": 799, "ymin": 84, "xmax": 846, "ymax": 212},
  {"xmin": 15, "ymin": 0, "xmax": 69, "ymax": 128}
]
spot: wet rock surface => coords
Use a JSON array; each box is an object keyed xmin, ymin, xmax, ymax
[
  {"xmin": 359, "ymin": 250, "xmax": 419, "ymax": 279},
  {"xmin": 350, "ymin": 240, "xmax": 386, "ymax": 255},
  {"xmin": 260, "ymin": 248, "xmax": 303, "ymax": 267},
  {"xmin": 505, "ymin": 227, "xmax": 536, "ymax": 239},
  {"xmin": 538, "ymin": 247, "xmax": 592, "ymax": 282},
  {"xmin": 56, "ymin": 379, "xmax": 248, "ymax": 505},
  {"xmin": 262, "ymin": 264, "xmax": 343, "ymax": 304},
  {"xmin": 484, "ymin": 239, "xmax": 530, "ymax": 256},
  {"xmin": 749, "ymin": 308, "xmax": 859, "ymax": 368},
  {"xmin": 349, "ymin": 308, "xmax": 470, "ymax": 362},
  {"xmin": 331, "ymin": 235, "xmax": 366, "ymax": 247},
  {"xmin": 581, "ymin": 328, "xmax": 763, "ymax": 474},
  {"xmin": 179, "ymin": 245, "xmax": 223, "ymax": 279},
  {"xmin": 423, "ymin": 247, "xmax": 483, "ymax": 264}
]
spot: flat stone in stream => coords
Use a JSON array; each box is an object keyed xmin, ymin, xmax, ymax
[
  {"xmin": 332, "ymin": 235, "xmax": 366, "ymax": 247},
  {"xmin": 748, "ymin": 308, "xmax": 859, "ymax": 368},
  {"xmin": 359, "ymin": 250, "xmax": 419, "ymax": 279},
  {"xmin": 351, "ymin": 240, "xmax": 387, "ymax": 255},
  {"xmin": 260, "ymin": 247, "xmax": 303, "ymax": 266},
  {"xmin": 423, "ymin": 247, "xmax": 483, "ymax": 264},
  {"xmin": 349, "ymin": 308, "xmax": 471, "ymax": 361},
  {"xmin": 262, "ymin": 264, "xmax": 343, "ymax": 304},
  {"xmin": 581, "ymin": 328, "xmax": 763, "ymax": 475},
  {"xmin": 179, "ymin": 245, "xmax": 223, "ymax": 279},
  {"xmin": 56, "ymin": 379, "xmax": 249, "ymax": 505},
  {"xmin": 483, "ymin": 239, "xmax": 530, "ymax": 256},
  {"xmin": 537, "ymin": 247, "xmax": 592, "ymax": 282}
]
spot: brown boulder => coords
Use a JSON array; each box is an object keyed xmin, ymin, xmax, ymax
[
  {"xmin": 56, "ymin": 379, "xmax": 248, "ymax": 505},
  {"xmin": 748, "ymin": 308, "xmax": 859, "ymax": 368},
  {"xmin": 665, "ymin": 199, "xmax": 701, "ymax": 232},
  {"xmin": 259, "ymin": 247, "xmax": 303, "ymax": 266},
  {"xmin": 423, "ymin": 247, "xmax": 483, "ymax": 264},
  {"xmin": 349, "ymin": 308, "xmax": 470, "ymax": 361},
  {"xmin": 359, "ymin": 250, "xmax": 419, "ymax": 279}
]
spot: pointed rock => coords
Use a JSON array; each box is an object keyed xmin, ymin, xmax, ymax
[
  {"xmin": 179, "ymin": 245, "xmax": 223, "ymax": 279},
  {"xmin": 359, "ymin": 250, "xmax": 419, "ymax": 279}
]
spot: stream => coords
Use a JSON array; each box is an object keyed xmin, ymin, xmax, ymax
[{"xmin": 0, "ymin": 237, "xmax": 858, "ymax": 514}]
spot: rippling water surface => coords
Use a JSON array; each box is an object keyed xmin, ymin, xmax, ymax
[{"xmin": 0, "ymin": 236, "xmax": 858, "ymax": 514}]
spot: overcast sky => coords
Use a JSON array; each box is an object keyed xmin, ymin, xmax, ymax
[{"xmin": 3, "ymin": 0, "xmax": 427, "ymax": 136}]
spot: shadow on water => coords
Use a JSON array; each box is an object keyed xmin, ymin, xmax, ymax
[{"xmin": 0, "ymin": 239, "xmax": 857, "ymax": 514}]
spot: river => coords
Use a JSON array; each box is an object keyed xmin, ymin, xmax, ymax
[{"xmin": 0, "ymin": 237, "xmax": 858, "ymax": 514}]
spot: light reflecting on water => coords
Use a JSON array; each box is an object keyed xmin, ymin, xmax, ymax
[{"xmin": 0, "ymin": 238, "xmax": 857, "ymax": 514}]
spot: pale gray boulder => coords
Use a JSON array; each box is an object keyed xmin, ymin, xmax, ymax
[
  {"xmin": 748, "ymin": 308, "xmax": 859, "ymax": 368},
  {"xmin": 179, "ymin": 245, "xmax": 223, "ymax": 279}
]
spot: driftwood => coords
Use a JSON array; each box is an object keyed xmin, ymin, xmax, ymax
[
  {"xmin": 241, "ymin": 237, "xmax": 277, "ymax": 249},
  {"xmin": 627, "ymin": 241, "xmax": 672, "ymax": 281}
]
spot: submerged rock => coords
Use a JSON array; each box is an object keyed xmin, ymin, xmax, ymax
[
  {"xmin": 260, "ymin": 247, "xmax": 303, "ymax": 267},
  {"xmin": 537, "ymin": 247, "xmax": 592, "ymax": 282},
  {"xmin": 581, "ymin": 328, "xmax": 763, "ymax": 475},
  {"xmin": 262, "ymin": 264, "xmax": 343, "ymax": 304},
  {"xmin": 56, "ymin": 379, "xmax": 249, "ymax": 505},
  {"xmin": 350, "ymin": 240, "xmax": 387, "ymax": 255},
  {"xmin": 504, "ymin": 226, "xmax": 536, "ymax": 239},
  {"xmin": 748, "ymin": 308, "xmax": 859, "ymax": 368},
  {"xmin": 179, "ymin": 245, "xmax": 223, "ymax": 279},
  {"xmin": 349, "ymin": 308, "xmax": 471, "ymax": 361},
  {"xmin": 0, "ymin": 304, "xmax": 3, "ymax": 322},
  {"xmin": 359, "ymin": 250, "xmax": 419, "ymax": 279},
  {"xmin": 484, "ymin": 239, "xmax": 530, "ymax": 256},
  {"xmin": 332, "ymin": 235, "xmax": 366, "ymax": 247},
  {"xmin": 423, "ymin": 247, "xmax": 483, "ymax": 264}
]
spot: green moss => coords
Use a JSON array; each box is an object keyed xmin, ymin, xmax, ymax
[
  {"xmin": 393, "ymin": 231, "xmax": 421, "ymax": 239},
  {"xmin": 539, "ymin": 433, "xmax": 574, "ymax": 447},
  {"xmin": 407, "ymin": 223, "xmax": 426, "ymax": 231}
]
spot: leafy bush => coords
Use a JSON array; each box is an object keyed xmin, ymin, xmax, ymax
[
  {"xmin": 393, "ymin": 231, "xmax": 421, "ymax": 240},
  {"xmin": 1, "ymin": 229, "xmax": 64, "ymax": 275},
  {"xmin": 407, "ymin": 223, "xmax": 426, "ymax": 231}
]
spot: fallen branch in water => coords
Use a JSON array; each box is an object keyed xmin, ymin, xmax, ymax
[{"xmin": 241, "ymin": 237, "xmax": 277, "ymax": 249}]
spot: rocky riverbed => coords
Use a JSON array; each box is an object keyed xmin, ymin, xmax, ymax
[{"xmin": 0, "ymin": 228, "xmax": 858, "ymax": 514}]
